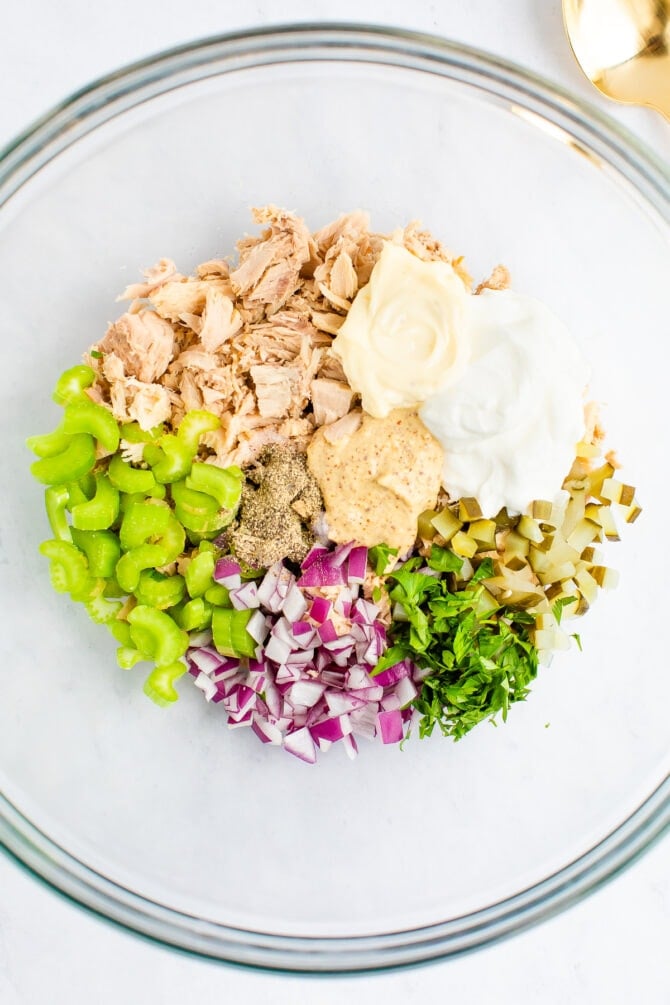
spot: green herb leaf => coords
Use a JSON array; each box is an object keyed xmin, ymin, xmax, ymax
[
  {"xmin": 552, "ymin": 596, "xmax": 578, "ymax": 624},
  {"xmin": 427, "ymin": 546, "xmax": 463, "ymax": 574},
  {"xmin": 380, "ymin": 549, "xmax": 541, "ymax": 741},
  {"xmin": 368, "ymin": 544, "xmax": 399, "ymax": 576}
]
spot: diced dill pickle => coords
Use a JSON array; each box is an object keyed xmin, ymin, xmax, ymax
[
  {"xmin": 619, "ymin": 484, "xmax": 636, "ymax": 507},
  {"xmin": 567, "ymin": 518, "xmax": 601, "ymax": 552},
  {"xmin": 458, "ymin": 497, "xmax": 482, "ymax": 522},
  {"xmin": 493, "ymin": 507, "xmax": 514, "ymax": 529},
  {"xmin": 537, "ymin": 561, "xmax": 576, "ymax": 585},
  {"xmin": 505, "ymin": 555, "xmax": 529, "ymax": 572},
  {"xmin": 468, "ymin": 519, "xmax": 496, "ymax": 548},
  {"xmin": 594, "ymin": 504, "xmax": 619, "ymax": 542},
  {"xmin": 622, "ymin": 500, "xmax": 642, "ymax": 524},
  {"xmin": 517, "ymin": 515, "xmax": 544, "ymax": 544},
  {"xmin": 450, "ymin": 531, "xmax": 478, "ymax": 558},
  {"xmin": 561, "ymin": 488, "xmax": 587, "ymax": 538},
  {"xmin": 473, "ymin": 587, "xmax": 499, "ymax": 615},
  {"xmin": 575, "ymin": 568, "xmax": 599, "ymax": 606},
  {"xmin": 531, "ymin": 500, "xmax": 554, "ymax": 522},
  {"xmin": 600, "ymin": 477, "xmax": 625, "ymax": 503},
  {"xmin": 591, "ymin": 565, "xmax": 619, "ymax": 589},
  {"xmin": 417, "ymin": 509, "xmax": 439, "ymax": 540},
  {"xmin": 588, "ymin": 462, "xmax": 615, "ymax": 499},
  {"xmin": 503, "ymin": 531, "xmax": 530, "ymax": 559},
  {"xmin": 430, "ymin": 508, "xmax": 462, "ymax": 542}
]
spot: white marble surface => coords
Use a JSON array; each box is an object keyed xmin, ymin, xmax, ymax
[{"xmin": 1, "ymin": 1, "xmax": 668, "ymax": 1002}]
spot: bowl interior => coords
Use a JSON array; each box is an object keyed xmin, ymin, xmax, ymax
[{"xmin": 1, "ymin": 49, "xmax": 668, "ymax": 942}]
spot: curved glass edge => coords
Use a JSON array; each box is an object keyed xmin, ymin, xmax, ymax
[
  {"xmin": 0, "ymin": 22, "xmax": 668, "ymax": 972},
  {"xmin": 1, "ymin": 776, "xmax": 668, "ymax": 972},
  {"xmin": 0, "ymin": 25, "xmax": 668, "ymax": 213}
]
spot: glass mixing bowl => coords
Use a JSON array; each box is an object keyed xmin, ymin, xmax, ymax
[{"xmin": 0, "ymin": 25, "xmax": 668, "ymax": 973}]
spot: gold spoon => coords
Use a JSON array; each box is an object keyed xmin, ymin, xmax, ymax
[{"xmin": 563, "ymin": 0, "xmax": 670, "ymax": 121}]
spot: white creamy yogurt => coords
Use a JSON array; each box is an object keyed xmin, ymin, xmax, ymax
[{"xmin": 419, "ymin": 289, "xmax": 590, "ymax": 517}]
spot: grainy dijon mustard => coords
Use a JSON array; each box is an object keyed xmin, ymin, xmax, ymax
[{"xmin": 307, "ymin": 408, "xmax": 444, "ymax": 553}]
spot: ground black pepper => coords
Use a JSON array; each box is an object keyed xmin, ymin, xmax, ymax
[{"xmin": 230, "ymin": 444, "xmax": 322, "ymax": 567}]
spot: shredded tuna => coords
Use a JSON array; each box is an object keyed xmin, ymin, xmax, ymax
[
  {"xmin": 475, "ymin": 264, "xmax": 512, "ymax": 294},
  {"xmin": 96, "ymin": 311, "xmax": 174, "ymax": 383},
  {"xmin": 87, "ymin": 206, "xmax": 490, "ymax": 470},
  {"xmin": 310, "ymin": 378, "xmax": 355, "ymax": 427}
]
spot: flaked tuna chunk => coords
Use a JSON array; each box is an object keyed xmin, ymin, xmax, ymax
[
  {"xmin": 328, "ymin": 251, "xmax": 358, "ymax": 301},
  {"xmin": 317, "ymin": 348, "xmax": 347, "ymax": 382},
  {"xmin": 230, "ymin": 206, "xmax": 315, "ymax": 314},
  {"xmin": 150, "ymin": 278, "xmax": 233, "ymax": 322},
  {"xmin": 108, "ymin": 377, "xmax": 172, "ymax": 430},
  {"xmin": 96, "ymin": 310, "xmax": 175, "ymax": 383},
  {"xmin": 321, "ymin": 408, "xmax": 362, "ymax": 444},
  {"xmin": 196, "ymin": 259, "xmax": 231, "ymax": 279},
  {"xmin": 119, "ymin": 258, "xmax": 181, "ymax": 300},
  {"xmin": 179, "ymin": 370, "xmax": 204, "ymax": 412},
  {"xmin": 310, "ymin": 378, "xmax": 354, "ymax": 427},
  {"xmin": 475, "ymin": 264, "xmax": 511, "ymax": 294},
  {"xmin": 312, "ymin": 210, "xmax": 371, "ymax": 254},
  {"xmin": 199, "ymin": 288, "xmax": 242, "ymax": 352},
  {"xmin": 399, "ymin": 221, "xmax": 473, "ymax": 289},
  {"xmin": 250, "ymin": 364, "xmax": 300, "ymax": 418}
]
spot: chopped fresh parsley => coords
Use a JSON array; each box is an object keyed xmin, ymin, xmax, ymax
[
  {"xmin": 552, "ymin": 596, "xmax": 577, "ymax": 624},
  {"xmin": 369, "ymin": 544, "xmax": 399, "ymax": 576},
  {"xmin": 374, "ymin": 546, "xmax": 540, "ymax": 741},
  {"xmin": 90, "ymin": 350, "xmax": 103, "ymax": 359}
]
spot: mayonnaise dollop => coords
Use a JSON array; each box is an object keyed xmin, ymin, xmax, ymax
[
  {"xmin": 332, "ymin": 242, "xmax": 470, "ymax": 418},
  {"xmin": 419, "ymin": 289, "xmax": 590, "ymax": 517}
]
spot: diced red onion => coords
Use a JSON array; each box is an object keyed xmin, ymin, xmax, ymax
[
  {"xmin": 394, "ymin": 675, "xmax": 418, "ymax": 707},
  {"xmin": 281, "ymin": 584, "xmax": 308, "ymax": 622},
  {"xmin": 189, "ymin": 646, "xmax": 224, "ymax": 675},
  {"xmin": 251, "ymin": 714, "xmax": 282, "ymax": 745},
  {"xmin": 351, "ymin": 598, "xmax": 380, "ymax": 624},
  {"xmin": 283, "ymin": 728, "xmax": 317, "ymax": 764},
  {"xmin": 310, "ymin": 715, "xmax": 352, "ymax": 742},
  {"xmin": 285, "ymin": 649, "xmax": 315, "ymax": 669},
  {"xmin": 347, "ymin": 546, "xmax": 368, "ymax": 583},
  {"xmin": 381, "ymin": 692, "xmax": 402, "ymax": 712},
  {"xmin": 346, "ymin": 666, "xmax": 369, "ymax": 690},
  {"xmin": 301, "ymin": 545, "xmax": 328, "ymax": 570},
  {"xmin": 211, "ymin": 662, "xmax": 243, "ymax": 684},
  {"xmin": 246, "ymin": 669, "xmax": 267, "ymax": 694},
  {"xmin": 308, "ymin": 596, "xmax": 332, "ymax": 624},
  {"xmin": 246, "ymin": 610, "xmax": 270, "ymax": 645},
  {"xmin": 289, "ymin": 679, "xmax": 326, "ymax": 709},
  {"xmin": 377, "ymin": 708, "xmax": 404, "ymax": 744},
  {"xmin": 316, "ymin": 620, "xmax": 339, "ymax": 645},
  {"xmin": 187, "ymin": 544, "xmax": 421, "ymax": 762},
  {"xmin": 257, "ymin": 562, "xmax": 286, "ymax": 613},
  {"xmin": 297, "ymin": 555, "xmax": 347, "ymax": 588},
  {"xmin": 371, "ymin": 660, "xmax": 410, "ymax": 688},
  {"xmin": 352, "ymin": 685, "xmax": 384, "ymax": 702},
  {"xmin": 229, "ymin": 581, "xmax": 260, "ymax": 610},
  {"xmin": 264, "ymin": 633, "xmax": 292, "ymax": 665},
  {"xmin": 325, "ymin": 691, "xmax": 366, "ymax": 715},
  {"xmin": 188, "ymin": 628, "xmax": 212, "ymax": 648},
  {"xmin": 227, "ymin": 709, "xmax": 254, "ymax": 728},
  {"xmin": 193, "ymin": 671, "xmax": 217, "ymax": 702},
  {"xmin": 214, "ymin": 558, "xmax": 242, "ymax": 590},
  {"xmin": 275, "ymin": 664, "xmax": 303, "ymax": 685}
]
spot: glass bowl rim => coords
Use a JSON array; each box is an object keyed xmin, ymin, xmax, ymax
[{"xmin": 0, "ymin": 22, "xmax": 668, "ymax": 975}]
